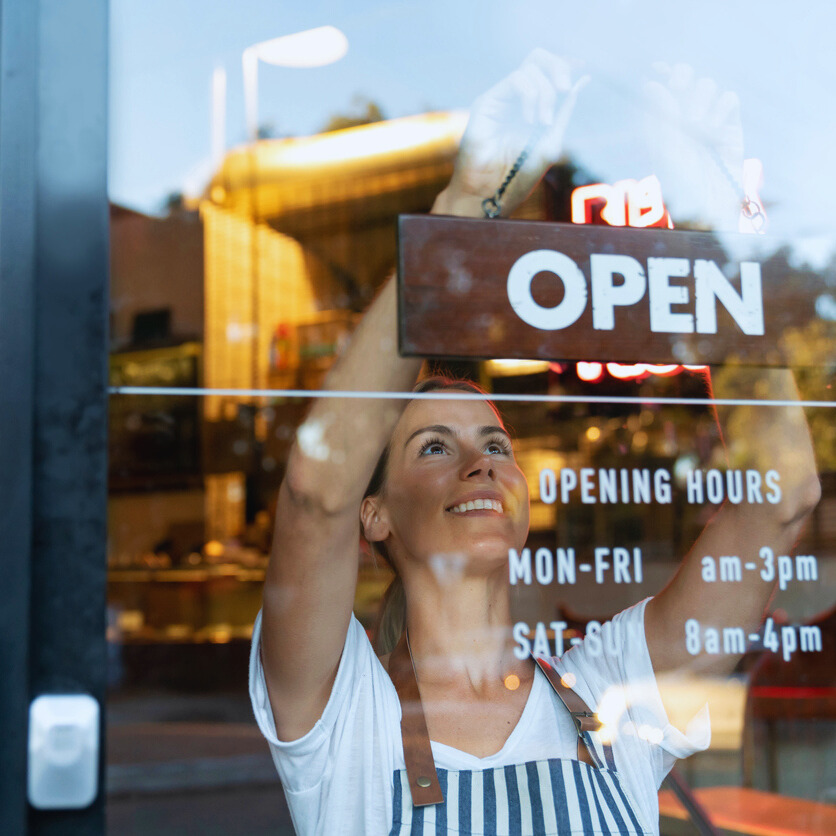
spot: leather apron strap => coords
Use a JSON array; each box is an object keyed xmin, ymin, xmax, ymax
[
  {"xmin": 532, "ymin": 656, "xmax": 602, "ymax": 735},
  {"xmin": 388, "ymin": 631, "xmax": 444, "ymax": 807},
  {"xmin": 389, "ymin": 634, "xmax": 604, "ymax": 807}
]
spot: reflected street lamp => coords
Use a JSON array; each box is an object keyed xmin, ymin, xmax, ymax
[
  {"xmin": 242, "ymin": 25, "xmax": 348, "ymax": 142},
  {"xmin": 236, "ymin": 26, "xmax": 348, "ymax": 391}
]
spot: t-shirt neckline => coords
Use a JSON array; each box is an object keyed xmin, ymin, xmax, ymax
[{"xmin": 428, "ymin": 662, "xmax": 546, "ymax": 769}]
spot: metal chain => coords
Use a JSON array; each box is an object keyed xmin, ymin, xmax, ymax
[
  {"xmin": 705, "ymin": 145, "xmax": 766, "ymax": 231},
  {"xmin": 482, "ymin": 131, "xmax": 544, "ymax": 219},
  {"xmin": 481, "ymin": 126, "xmax": 765, "ymax": 230}
]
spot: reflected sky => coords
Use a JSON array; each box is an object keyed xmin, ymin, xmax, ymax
[{"xmin": 110, "ymin": 0, "xmax": 836, "ymax": 264}]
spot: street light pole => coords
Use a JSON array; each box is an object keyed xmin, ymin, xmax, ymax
[
  {"xmin": 238, "ymin": 25, "xmax": 348, "ymax": 389},
  {"xmin": 242, "ymin": 25, "xmax": 348, "ymax": 142},
  {"xmin": 211, "ymin": 66, "xmax": 227, "ymax": 170}
]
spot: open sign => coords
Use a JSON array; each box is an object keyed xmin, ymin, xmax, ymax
[
  {"xmin": 506, "ymin": 249, "xmax": 764, "ymax": 336},
  {"xmin": 397, "ymin": 215, "xmax": 815, "ymax": 366}
]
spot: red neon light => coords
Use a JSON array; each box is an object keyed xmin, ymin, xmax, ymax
[
  {"xmin": 576, "ymin": 362, "xmax": 604, "ymax": 382},
  {"xmin": 571, "ymin": 175, "xmax": 672, "ymax": 229},
  {"xmin": 572, "ymin": 362, "xmax": 707, "ymax": 382}
]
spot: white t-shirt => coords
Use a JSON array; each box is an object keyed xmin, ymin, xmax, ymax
[{"xmin": 249, "ymin": 598, "xmax": 709, "ymax": 836}]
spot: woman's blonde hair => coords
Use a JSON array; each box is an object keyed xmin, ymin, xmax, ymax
[{"xmin": 365, "ymin": 375, "xmax": 503, "ymax": 655}]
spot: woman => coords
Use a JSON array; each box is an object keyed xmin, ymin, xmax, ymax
[{"xmin": 249, "ymin": 51, "xmax": 820, "ymax": 835}]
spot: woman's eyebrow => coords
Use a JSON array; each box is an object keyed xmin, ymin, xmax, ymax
[
  {"xmin": 479, "ymin": 425, "xmax": 510, "ymax": 439},
  {"xmin": 404, "ymin": 424, "xmax": 453, "ymax": 447},
  {"xmin": 404, "ymin": 424, "xmax": 510, "ymax": 447}
]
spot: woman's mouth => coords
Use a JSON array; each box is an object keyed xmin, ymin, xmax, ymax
[{"xmin": 447, "ymin": 498, "xmax": 504, "ymax": 514}]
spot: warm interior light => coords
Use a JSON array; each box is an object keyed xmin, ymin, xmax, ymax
[
  {"xmin": 267, "ymin": 111, "xmax": 468, "ymax": 168},
  {"xmin": 254, "ymin": 25, "xmax": 348, "ymax": 68},
  {"xmin": 486, "ymin": 359, "xmax": 551, "ymax": 377},
  {"xmin": 503, "ymin": 674, "xmax": 521, "ymax": 691},
  {"xmin": 204, "ymin": 540, "xmax": 224, "ymax": 558},
  {"xmin": 585, "ymin": 426, "xmax": 601, "ymax": 442}
]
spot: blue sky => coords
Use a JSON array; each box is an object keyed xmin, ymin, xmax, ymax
[{"xmin": 109, "ymin": 1, "xmax": 836, "ymax": 262}]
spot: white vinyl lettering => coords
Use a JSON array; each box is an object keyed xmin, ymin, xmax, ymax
[
  {"xmin": 505, "ymin": 250, "xmax": 765, "ymax": 337},
  {"xmin": 647, "ymin": 257, "xmax": 694, "ymax": 333},
  {"xmin": 590, "ymin": 254, "xmax": 647, "ymax": 330},
  {"xmin": 694, "ymin": 259, "xmax": 765, "ymax": 335},
  {"xmin": 506, "ymin": 250, "xmax": 587, "ymax": 331}
]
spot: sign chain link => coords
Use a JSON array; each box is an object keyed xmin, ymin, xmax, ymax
[{"xmin": 482, "ymin": 130, "xmax": 545, "ymax": 219}]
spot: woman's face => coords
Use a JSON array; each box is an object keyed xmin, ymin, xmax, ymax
[{"xmin": 367, "ymin": 396, "xmax": 530, "ymax": 576}]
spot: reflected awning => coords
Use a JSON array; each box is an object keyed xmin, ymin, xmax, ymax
[{"xmin": 206, "ymin": 111, "xmax": 467, "ymax": 234}]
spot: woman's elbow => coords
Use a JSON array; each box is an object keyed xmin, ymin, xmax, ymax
[{"xmin": 777, "ymin": 471, "xmax": 821, "ymax": 531}]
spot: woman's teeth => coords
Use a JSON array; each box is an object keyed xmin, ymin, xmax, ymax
[{"xmin": 449, "ymin": 499, "xmax": 503, "ymax": 514}]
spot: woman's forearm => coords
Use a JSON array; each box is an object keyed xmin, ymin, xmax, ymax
[
  {"xmin": 283, "ymin": 187, "xmax": 493, "ymax": 517},
  {"xmin": 647, "ymin": 365, "xmax": 820, "ymax": 674}
]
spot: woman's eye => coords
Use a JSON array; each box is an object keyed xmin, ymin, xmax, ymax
[
  {"xmin": 486, "ymin": 439, "xmax": 510, "ymax": 455},
  {"xmin": 419, "ymin": 439, "xmax": 447, "ymax": 455}
]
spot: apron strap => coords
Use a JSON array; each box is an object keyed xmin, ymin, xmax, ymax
[
  {"xmin": 388, "ymin": 630, "xmax": 444, "ymax": 807},
  {"xmin": 533, "ymin": 656, "xmax": 613, "ymax": 771},
  {"xmin": 532, "ymin": 656, "xmax": 602, "ymax": 734},
  {"xmin": 389, "ymin": 638, "xmax": 614, "ymax": 807}
]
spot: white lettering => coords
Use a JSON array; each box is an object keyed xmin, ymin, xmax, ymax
[
  {"xmin": 539, "ymin": 468, "xmax": 557, "ymax": 504},
  {"xmin": 706, "ymin": 469, "xmax": 724, "ymax": 504},
  {"xmin": 535, "ymin": 547, "xmax": 554, "ymax": 585},
  {"xmin": 686, "ymin": 469, "xmax": 703, "ymax": 504},
  {"xmin": 580, "ymin": 468, "xmax": 596, "ymax": 503},
  {"xmin": 694, "ymin": 259, "xmax": 765, "ymax": 335},
  {"xmin": 507, "ymin": 250, "xmax": 587, "ymax": 331},
  {"xmin": 654, "ymin": 469, "xmax": 672, "ymax": 504},
  {"xmin": 594, "ymin": 548, "xmax": 611, "ymax": 584},
  {"xmin": 550, "ymin": 621, "xmax": 567, "ymax": 656},
  {"xmin": 632, "ymin": 468, "xmax": 651, "ymax": 504},
  {"xmin": 599, "ymin": 468, "xmax": 617, "ymax": 503},
  {"xmin": 765, "ymin": 470, "xmax": 781, "ymax": 503},
  {"xmin": 590, "ymin": 254, "xmax": 647, "ymax": 330},
  {"xmin": 648, "ymin": 257, "xmax": 694, "ymax": 333},
  {"xmin": 613, "ymin": 547, "xmax": 630, "ymax": 583},
  {"xmin": 557, "ymin": 548, "xmax": 576, "ymax": 585},
  {"xmin": 746, "ymin": 470, "xmax": 764, "ymax": 503},
  {"xmin": 509, "ymin": 548, "xmax": 531, "ymax": 585},
  {"xmin": 513, "ymin": 622, "xmax": 532, "ymax": 659},
  {"xmin": 560, "ymin": 469, "xmax": 577, "ymax": 503}
]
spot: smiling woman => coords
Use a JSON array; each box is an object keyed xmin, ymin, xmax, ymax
[
  {"xmin": 248, "ymin": 50, "xmax": 820, "ymax": 836},
  {"xmin": 361, "ymin": 376, "xmax": 530, "ymax": 658}
]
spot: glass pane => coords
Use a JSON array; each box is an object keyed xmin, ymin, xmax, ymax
[{"xmin": 108, "ymin": 3, "xmax": 835, "ymax": 834}]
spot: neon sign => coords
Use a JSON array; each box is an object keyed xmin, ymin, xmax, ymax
[
  {"xmin": 571, "ymin": 175, "xmax": 672, "ymax": 229},
  {"xmin": 572, "ymin": 362, "xmax": 706, "ymax": 383}
]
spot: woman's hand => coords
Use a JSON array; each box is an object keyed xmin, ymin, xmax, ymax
[
  {"xmin": 643, "ymin": 63, "xmax": 745, "ymax": 230},
  {"xmin": 434, "ymin": 49, "xmax": 588, "ymax": 218}
]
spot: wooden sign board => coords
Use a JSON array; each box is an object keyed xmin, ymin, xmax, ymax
[{"xmin": 398, "ymin": 215, "xmax": 823, "ymax": 366}]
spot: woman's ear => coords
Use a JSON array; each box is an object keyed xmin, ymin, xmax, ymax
[{"xmin": 361, "ymin": 494, "xmax": 390, "ymax": 543}]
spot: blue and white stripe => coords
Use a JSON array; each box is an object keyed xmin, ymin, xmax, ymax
[{"xmin": 389, "ymin": 757, "xmax": 651, "ymax": 835}]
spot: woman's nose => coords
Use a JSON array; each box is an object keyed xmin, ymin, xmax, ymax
[{"xmin": 461, "ymin": 452, "xmax": 495, "ymax": 480}]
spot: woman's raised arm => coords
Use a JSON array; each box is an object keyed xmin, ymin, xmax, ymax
[
  {"xmin": 645, "ymin": 367, "xmax": 821, "ymax": 675},
  {"xmin": 640, "ymin": 67, "xmax": 821, "ymax": 675},
  {"xmin": 259, "ymin": 50, "xmax": 587, "ymax": 741}
]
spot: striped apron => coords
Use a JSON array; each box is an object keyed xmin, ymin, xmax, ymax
[{"xmin": 388, "ymin": 635, "xmax": 651, "ymax": 835}]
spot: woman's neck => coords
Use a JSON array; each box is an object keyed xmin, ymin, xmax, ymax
[{"xmin": 402, "ymin": 565, "xmax": 527, "ymax": 694}]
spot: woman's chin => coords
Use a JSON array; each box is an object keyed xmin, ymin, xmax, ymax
[{"xmin": 447, "ymin": 536, "xmax": 518, "ymax": 572}]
